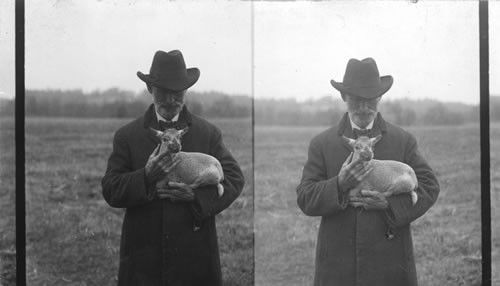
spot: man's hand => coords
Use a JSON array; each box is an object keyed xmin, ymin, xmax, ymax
[
  {"xmin": 157, "ymin": 182, "xmax": 195, "ymax": 202},
  {"xmin": 338, "ymin": 152, "xmax": 373, "ymax": 193},
  {"xmin": 144, "ymin": 144, "xmax": 179, "ymax": 184},
  {"xmin": 349, "ymin": 190, "xmax": 389, "ymax": 210}
]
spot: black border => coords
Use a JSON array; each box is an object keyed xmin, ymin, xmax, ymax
[
  {"xmin": 13, "ymin": 1, "xmax": 493, "ymax": 286},
  {"xmin": 15, "ymin": 0, "xmax": 26, "ymax": 285},
  {"xmin": 479, "ymin": 1, "xmax": 491, "ymax": 285}
]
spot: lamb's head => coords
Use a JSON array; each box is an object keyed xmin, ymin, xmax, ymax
[
  {"xmin": 150, "ymin": 127, "xmax": 189, "ymax": 154},
  {"xmin": 342, "ymin": 135, "xmax": 382, "ymax": 162}
]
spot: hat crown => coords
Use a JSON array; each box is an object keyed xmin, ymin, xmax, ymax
[
  {"xmin": 343, "ymin": 58, "xmax": 381, "ymax": 88},
  {"xmin": 149, "ymin": 50, "xmax": 188, "ymax": 81},
  {"xmin": 330, "ymin": 57, "xmax": 393, "ymax": 99},
  {"xmin": 137, "ymin": 49, "xmax": 200, "ymax": 91}
]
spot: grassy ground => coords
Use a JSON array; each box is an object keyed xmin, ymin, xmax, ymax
[
  {"xmin": 23, "ymin": 117, "xmax": 253, "ymax": 285},
  {"xmin": 491, "ymin": 122, "xmax": 500, "ymax": 286},
  {"xmin": 255, "ymin": 124, "xmax": 482, "ymax": 286},
  {"xmin": 0, "ymin": 117, "xmax": 16, "ymax": 286},
  {"xmin": 0, "ymin": 117, "xmax": 493, "ymax": 285}
]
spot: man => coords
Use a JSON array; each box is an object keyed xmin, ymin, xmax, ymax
[
  {"xmin": 296, "ymin": 58, "xmax": 439, "ymax": 286},
  {"xmin": 102, "ymin": 50, "xmax": 245, "ymax": 286}
]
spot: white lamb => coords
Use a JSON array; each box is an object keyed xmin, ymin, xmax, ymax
[
  {"xmin": 151, "ymin": 127, "xmax": 224, "ymax": 197},
  {"xmin": 342, "ymin": 135, "xmax": 418, "ymax": 205}
]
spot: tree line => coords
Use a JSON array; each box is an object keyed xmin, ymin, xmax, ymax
[
  {"xmin": 254, "ymin": 96, "xmax": 479, "ymax": 126},
  {"xmin": 0, "ymin": 88, "xmax": 492, "ymax": 126},
  {"xmin": 0, "ymin": 88, "xmax": 251, "ymax": 119}
]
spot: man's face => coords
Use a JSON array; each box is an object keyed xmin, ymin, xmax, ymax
[
  {"xmin": 151, "ymin": 86, "xmax": 186, "ymax": 120},
  {"xmin": 343, "ymin": 93, "xmax": 381, "ymax": 128}
]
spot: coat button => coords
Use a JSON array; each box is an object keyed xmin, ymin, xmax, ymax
[{"xmin": 385, "ymin": 229, "xmax": 395, "ymax": 240}]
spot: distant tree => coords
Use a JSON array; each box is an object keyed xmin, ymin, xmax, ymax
[
  {"xmin": 186, "ymin": 99, "xmax": 204, "ymax": 116},
  {"xmin": 0, "ymin": 99, "xmax": 14, "ymax": 116},
  {"xmin": 26, "ymin": 95, "xmax": 38, "ymax": 116},
  {"xmin": 388, "ymin": 101, "xmax": 403, "ymax": 124},
  {"xmin": 400, "ymin": 108, "xmax": 417, "ymax": 126},
  {"xmin": 207, "ymin": 96, "xmax": 233, "ymax": 117},
  {"xmin": 422, "ymin": 103, "xmax": 464, "ymax": 126},
  {"xmin": 116, "ymin": 103, "xmax": 128, "ymax": 118},
  {"xmin": 206, "ymin": 96, "xmax": 250, "ymax": 118},
  {"xmin": 126, "ymin": 100, "xmax": 149, "ymax": 118},
  {"xmin": 491, "ymin": 96, "xmax": 500, "ymax": 121}
]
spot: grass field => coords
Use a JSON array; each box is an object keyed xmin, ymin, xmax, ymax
[
  {"xmin": 254, "ymin": 124, "xmax": 482, "ymax": 286},
  {"xmin": 18, "ymin": 116, "xmax": 253, "ymax": 286},
  {"xmin": 0, "ymin": 117, "xmax": 16, "ymax": 286},
  {"xmin": 0, "ymin": 118, "xmax": 497, "ymax": 285},
  {"xmin": 491, "ymin": 122, "xmax": 500, "ymax": 286}
]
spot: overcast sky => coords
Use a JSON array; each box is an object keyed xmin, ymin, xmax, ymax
[{"xmin": 0, "ymin": 1, "xmax": 499, "ymax": 104}]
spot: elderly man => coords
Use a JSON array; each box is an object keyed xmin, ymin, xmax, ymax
[
  {"xmin": 102, "ymin": 50, "xmax": 244, "ymax": 286},
  {"xmin": 296, "ymin": 58, "xmax": 439, "ymax": 286}
]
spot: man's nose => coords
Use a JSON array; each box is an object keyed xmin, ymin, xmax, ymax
[
  {"xmin": 358, "ymin": 100, "xmax": 369, "ymax": 109},
  {"xmin": 165, "ymin": 95, "xmax": 176, "ymax": 103}
]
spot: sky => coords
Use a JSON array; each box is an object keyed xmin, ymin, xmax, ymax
[
  {"xmin": 0, "ymin": 1, "xmax": 15, "ymax": 99},
  {"xmin": 0, "ymin": 0, "xmax": 499, "ymax": 104}
]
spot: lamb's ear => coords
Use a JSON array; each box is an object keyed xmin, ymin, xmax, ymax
[
  {"xmin": 179, "ymin": 127, "xmax": 189, "ymax": 137},
  {"xmin": 342, "ymin": 135, "xmax": 356, "ymax": 146},
  {"xmin": 150, "ymin": 128, "xmax": 163, "ymax": 138},
  {"xmin": 371, "ymin": 134, "xmax": 382, "ymax": 146}
]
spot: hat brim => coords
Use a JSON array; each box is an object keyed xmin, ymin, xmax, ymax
[
  {"xmin": 330, "ymin": 75, "xmax": 393, "ymax": 99},
  {"xmin": 137, "ymin": 68, "xmax": 200, "ymax": 91}
]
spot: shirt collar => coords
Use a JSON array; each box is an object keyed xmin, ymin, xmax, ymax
[
  {"xmin": 349, "ymin": 114, "xmax": 374, "ymax": 130},
  {"xmin": 156, "ymin": 109, "xmax": 179, "ymax": 123}
]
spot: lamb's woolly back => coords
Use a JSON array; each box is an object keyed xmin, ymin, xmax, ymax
[
  {"xmin": 151, "ymin": 127, "xmax": 225, "ymax": 197},
  {"xmin": 173, "ymin": 152, "xmax": 224, "ymax": 187},
  {"xmin": 342, "ymin": 135, "xmax": 418, "ymax": 205}
]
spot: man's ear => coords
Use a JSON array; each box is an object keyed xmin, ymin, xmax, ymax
[
  {"xmin": 341, "ymin": 93, "xmax": 347, "ymax": 102},
  {"xmin": 147, "ymin": 84, "xmax": 153, "ymax": 94}
]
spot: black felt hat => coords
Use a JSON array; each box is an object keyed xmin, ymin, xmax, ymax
[
  {"xmin": 137, "ymin": 50, "xmax": 200, "ymax": 91},
  {"xmin": 330, "ymin": 58, "xmax": 393, "ymax": 99}
]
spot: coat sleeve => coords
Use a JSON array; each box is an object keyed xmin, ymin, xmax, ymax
[
  {"xmin": 296, "ymin": 136, "xmax": 349, "ymax": 216},
  {"xmin": 101, "ymin": 130, "xmax": 156, "ymax": 208},
  {"xmin": 189, "ymin": 128, "xmax": 245, "ymax": 220},
  {"xmin": 384, "ymin": 134, "xmax": 440, "ymax": 228}
]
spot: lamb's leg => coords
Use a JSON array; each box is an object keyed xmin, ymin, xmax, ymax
[
  {"xmin": 385, "ymin": 178, "xmax": 418, "ymax": 205},
  {"xmin": 189, "ymin": 182, "xmax": 224, "ymax": 198},
  {"xmin": 193, "ymin": 222, "xmax": 201, "ymax": 232},
  {"xmin": 217, "ymin": 184, "xmax": 224, "ymax": 197},
  {"xmin": 410, "ymin": 190, "xmax": 418, "ymax": 205},
  {"xmin": 348, "ymin": 184, "xmax": 363, "ymax": 198}
]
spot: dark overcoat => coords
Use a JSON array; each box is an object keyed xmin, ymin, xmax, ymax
[
  {"xmin": 296, "ymin": 112, "xmax": 439, "ymax": 286},
  {"xmin": 102, "ymin": 104, "xmax": 245, "ymax": 286}
]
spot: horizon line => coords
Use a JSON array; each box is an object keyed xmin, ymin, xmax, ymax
[{"xmin": 1, "ymin": 87, "xmax": 495, "ymax": 105}]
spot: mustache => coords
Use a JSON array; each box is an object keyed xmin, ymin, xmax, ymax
[
  {"xmin": 354, "ymin": 110, "xmax": 375, "ymax": 116},
  {"xmin": 158, "ymin": 103, "xmax": 181, "ymax": 108}
]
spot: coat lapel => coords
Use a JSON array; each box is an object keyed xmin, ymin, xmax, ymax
[
  {"xmin": 143, "ymin": 104, "xmax": 162, "ymax": 145},
  {"xmin": 338, "ymin": 113, "xmax": 354, "ymax": 152}
]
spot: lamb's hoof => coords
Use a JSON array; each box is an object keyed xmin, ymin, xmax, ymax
[
  {"xmin": 217, "ymin": 184, "xmax": 224, "ymax": 197},
  {"xmin": 193, "ymin": 225, "xmax": 201, "ymax": 232},
  {"xmin": 411, "ymin": 191, "xmax": 418, "ymax": 205}
]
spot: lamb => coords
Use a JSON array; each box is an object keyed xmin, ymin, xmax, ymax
[
  {"xmin": 150, "ymin": 127, "xmax": 224, "ymax": 197},
  {"xmin": 342, "ymin": 135, "xmax": 418, "ymax": 205}
]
